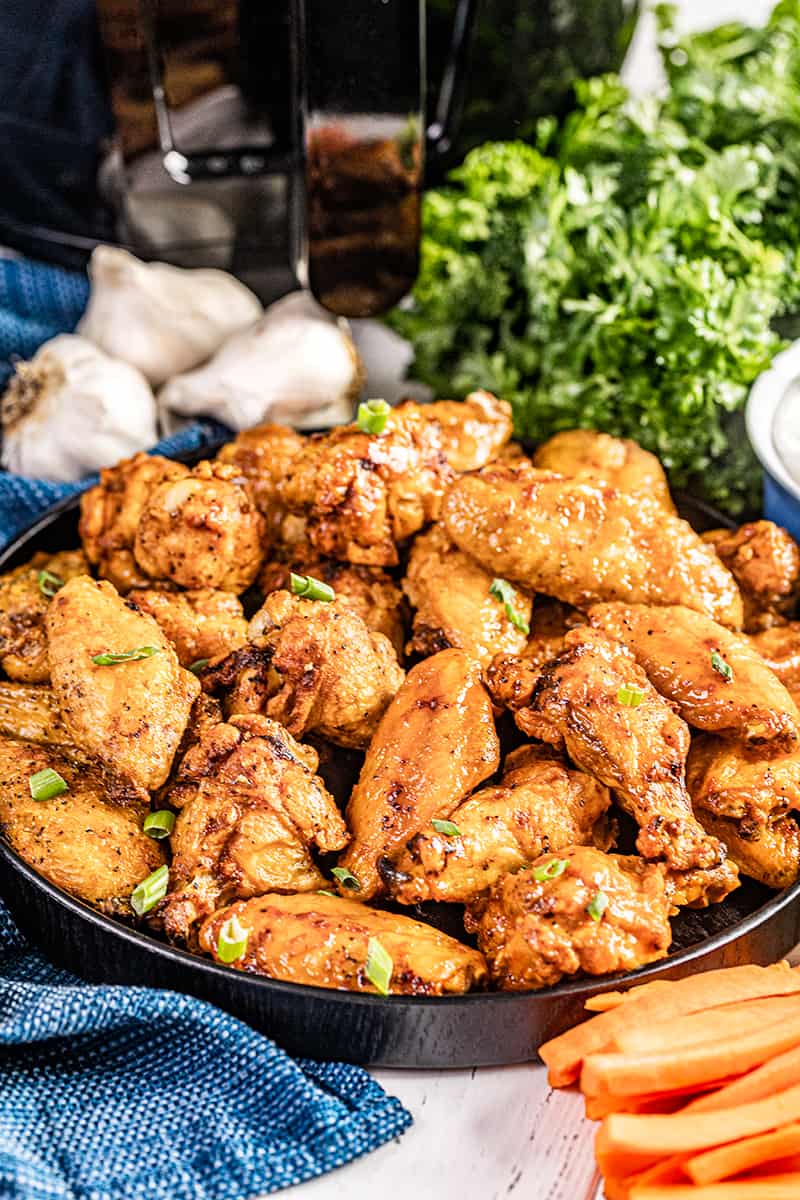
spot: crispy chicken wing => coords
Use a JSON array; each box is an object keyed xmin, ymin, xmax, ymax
[
  {"xmin": 338, "ymin": 648, "xmax": 500, "ymax": 898},
  {"xmin": 442, "ymin": 465, "xmax": 743, "ymax": 628},
  {"xmin": 383, "ymin": 745, "xmax": 613, "ymax": 906},
  {"xmin": 46, "ymin": 576, "xmax": 199, "ymax": 791},
  {"xmin": 0, "ymin": 682, "xmax": 71, "ymax": 745},
  {"xmin": 403, "ymin": 524, "xmax": 532, "ymax": 665},
  {"xmin": 465, "ymin": 847, "xmax": 672, "ymax": 991},
  {"xmin": 748, "ymin": 623, "xmax": 800, "ymax": 690},
  {"xmin": 687, "ymin": 735, "xmax": 800, "ymax": 830},
  {"xmin": 129, "ymin": 588, "xmax": 248, "ymax": 668},
  {"xmin": 487, "ymin": 627, "xmax": 725, "ymax": 872},
  {"xmin": 588, "ymin": 603, "xmax": 800, "ymax": 750},
  {"xmin": 695, "ymin": 809, "xmax": 800, "ymax": 890},
  {"xmin": 134, "ymin": 460, "xmax": 267, "ymax": 591},
  {"xmin": 198, "ymin": 892, "xmax": 488, "ymax": 995},
  {"xmin": 79, "ymin": 452, "xmax": 190, "ymax": 591},
  {"xmin": 0, "ymin": 550, "xmax": 87, "ymax": 683},
  {"xmin": 0, "ymin": 737, "xmax": 163, "ymax": 915},
  {"xmin": 533, "ymin": 430, "xmax": 675, "ymax": 513},
  {"xmin": 703, "ymin": 521, "xmax": 800, "ymax": 631},
  {"xmin": 216, "ymin": 422, "xmax": 305, "ymax": 525},
  {"xmin": 394, "ymin": 390, "xmax": 513, "ymax": 472},
  {"xmin": 161, "ymin": 714, "xmax": 348, "ymax": 942}
]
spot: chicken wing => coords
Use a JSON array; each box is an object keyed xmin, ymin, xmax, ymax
[
  {"xmin": 161, "ymin": 714, "xmax": 349, "ymax": 942},
  {"xmin": 128, "ymin": 588, "xmax": 248, "ymax": 668},
  {"xmin": 134, "ymin": 460, "xmax": 267, "ymax": 592},
  {"xmin": 487, "ymin": 627, "xmax": 725, "ymax": 871},
  {"xmin": 532, "ymin": 429, "xmax": 675, "ymax": 513},
  {"xmin": 216, "ymin": 422, "xmax": 305, "ymax": 526},
  {"xmin": 695, "ymin": 809, "xmax": 800, "ymax": 891},
  {"xmin": 703, "ymin": 521, "xmax": 800, "ymax": 631},
  {"xmin": 0, "ymin": 682, "xmax": 70, "ymax": 745},
  {"xmin": 393, "ymin": 390, "xmax": 513, "ymax": 472},
  {"xmin": 748, "ymin": 623, "xmax": 800, "ymax": 690},
  {"xmin": 465, "ymin": 847, "xmax": 672, "ymax": 991},
  {"xmin": 337, "ymin": 648, "xmax": 500, "ymax": 898},
  {"xmin": 0, "ymin": 549, "xmax": 88, "ymax": 683},
  {"xmin": 442, "ymin": 464, "xmax": 743, "ymax": 628},
  {"xmin": 79, "ymin": 452, "xmax": 190, "ymax": 591},
  {"xmin": 46, "ymin": 576, "xmax": 199, "ymax": 791},
  {"xmin": 383, "ymin": 745, "xmax": 613, "ymax": 906},
  {"xmin": 588, "ymin": 603, "xmax": 799, "ymax": 750},
  {"xmin": 687, "ymin": 735, "xmax": 800, "ymax": 830},
  {"xmin": 198, "ymin": 891, "xmax": 488, "ymax": 995},
  {"xmin": 403, "ymin": 524, "xmax": 532, "ymax": 665},
  {"xmin": 0, "ymin": 737, "xmax": 163, "ymax": 915}
]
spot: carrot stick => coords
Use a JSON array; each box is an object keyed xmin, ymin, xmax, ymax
[
  {"xmin": 686, "ymin": 1045, "xmax": 800, "ymax": 1114},
  {"xmin": 602, "ymin": 1156, "xmax": 687, "ymax": 1200},
  {"xmin": 614, "ymin": 997, "xmax": 800, "ymax": 1057},
  {"xmin": 540, "ymin": 964, "xmax": 800, "ymax": 1087},
  {"xmin": 687, "ymin": 1123, "xmax": 800, "ymax": 1185},
  {"xmin": 586, "ymin": 1081, "xmax": 737, "ymax": 1120},
  {"xmin": 630, "ymin": 1177, "xmax": 800, "ymax": 1199}
]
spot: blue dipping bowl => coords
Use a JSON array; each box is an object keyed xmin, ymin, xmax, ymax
[{"xmin": 746, "ymin": 341, "xmax": 800, "ymax": 541}]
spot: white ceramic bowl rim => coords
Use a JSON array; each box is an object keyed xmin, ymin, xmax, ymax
[{"xmin": 747, "ymin": 340, "xmax": 800, "ymax": 503}]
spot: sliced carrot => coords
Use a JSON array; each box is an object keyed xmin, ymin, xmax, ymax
[
  {"xmin": 686, "ymin": 1045, "xmax": 800, "ymax": 1114},
  {"xmin": 586, "ymin": 1081, "xmax": 736, "ymax": 1120},
  {"xmin": 630, "ymin": 1176, "xmax": 800, "ymax": 1199},
  {"xmin": 540, "ymin": 964, "xmax": 800, "ymax": 1087},
  {"xmin": 601, "ymin": 1156, "xmax": 687, "ymax": 1200},
  {"xmin": 614, "ymin": 997, "xmax": 800, "ymax": 1057},
  {"xmin": 687, "ymin": 1123, "xmax": 800, "ymax": 1185}
]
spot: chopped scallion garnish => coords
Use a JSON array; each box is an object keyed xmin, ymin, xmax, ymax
[
  {"xmin": 331, "ymin": 866, "xmax": 361, "ymax": 891},
  {"xmin": 317, "ymin": 889, "xmax": 338, "ymax": 898},
  {"xmin": 130, "ymin": 864, "xmax": 169, "ymax": 917},
  {"xmin": 357, "ymin": 398, "xmax": 390, "ymax": 435},
  {"xmin": 217, "ymin": 915, "xmax": 249, "ymax": 964},
  {"xmin": 290, "ymin": 573, "xmax": 335, "ymax": 603},
  {"xmin": 188, "ymin": 658, "xmax": 210, "ymax": 675},
  {"xmin": 143, "ymin": 810, "xmax": 176, "ymax": 840},
  {"xmin": 28, "ymin": 767, "xmax": 68, "ymax": 801},
  {"xmin": 37, "ymin": 569, "xmax": 64, "ymax": 599},
  {"xmin": 587, "ymin": 890, "xmax": 609, "ymax": 923},
  {"xmin": 365, "ymin": 936, "xmax": 393, "ymax": 996},
  {"xmin": 92, "ymin": 646, "xmax": 159, "ymax": 666},
  {"xmin": 711, "ymin": 650, "xmax": 733, "ymax": 682},
  {"xmin": 489, "ymin": 577, "xmax": 530, "ymax": 635},
  {"xmin": 531, "ymin": 858, "xmax": 568, "ymax": 883},
  {"xmin": 617, "ymin": 683, "xmax": 645, "ymax": 708},
  {"xmin": 432, "ymin": 819, "xmax": 461, "ymax": 837}
]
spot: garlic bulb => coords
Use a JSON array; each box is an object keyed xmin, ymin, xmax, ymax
[
  {"xmin": 159, "ymin": 291, "xmax": 364, "ymax": 431},
  {"xmin": 1, "ymin": 334, "xmax": 157, "ymax": 482},
  {"xmin": 77, "ymin": 246, "xmax": 262, "ymax": 387}
]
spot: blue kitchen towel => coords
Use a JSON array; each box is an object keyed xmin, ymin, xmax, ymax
[{"xmin": 0, "ymin": 898, "xmax": 412, "ymax": 1199}]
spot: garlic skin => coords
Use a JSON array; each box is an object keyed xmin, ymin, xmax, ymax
[
  {"xmin": 1, "ymin": 334, "xmax": 157, "ymax": 483},
  {"xmin": 159, "ymin": 291, "xmax": 364, "ymax": 432},
  {"xmin": 77, "ymin": 246, "xmax": 263, "ymax": 387}
]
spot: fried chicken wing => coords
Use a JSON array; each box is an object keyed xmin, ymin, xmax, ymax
[
  {"xmin": 687, "ymin": 735, "xmax": 800, "ymax": 830},
  {"xmin": 79, "ymin": 452, "xmax": 190, "ymax": 591},
  {"xmin": 488, "ymin": 627, "xmax": 724, "ymax": 872},
  {"xmin": 588, "ymin": 603, "xmax": 799, "ymax": 750},
  {"xmin": 384, "ymin": 745, "xmax": 613, "ymax": 906},
  {"xmin": 0, "ymin": 682, "xmax": 71, "ymax": 745},
  {"xmin": 465, "ymin": 847, "xmax": 672, "ymax": 991},
  {"xmin": 0, "ymin": 737, "xmax": 163, "ymax": 915},
  {"xmin": 46, "ymin": 576, "xmax": 199, "ymax": 791},
  {"xmin": 394, "ymin": 390, "xmax": 513, "ymax": 472},
  {"xmin": 695, "ymin": 809, "xmax": 800, "ymax": 890},
  {"xmin": 216, "ymin": 422, "xmax": 305, "ymax": 524},
  {"xmin": 134, "ymin": 460, "xmax": 267, "ymax": 591},
  {"xmin": 129, "ymin": 588, "xmax": 248, "ymax": 668},
  {"xmin": 402, "ymin": 524, "xmax": 532, "ymax": 665},
  {"xmin": 198, "ymin": 892, "xmax": 488, "ymax": 995},
  {"xmin": 748, "ymin": 623, "xmax": 800, "ymax": 690},
  {"xmin": 161, "ymin": 715, "xmax": 348, "ymax": 942},
  {"xmin": 703, "ymin": 521, "xmax": 800, "ymax": 631},
  {"xmin": 533, "ymin": 430, "xmax": 675, "ymax": 513},
  {"xmin": 0, "ymin": 550, "xmax": 88, "ymax": 682},
  {"xmin": 442, "ymin": 465, "xmax": 743, "ymax": 628},
  {"xmin": 337, "ymin": 648, "xmax": 500, "ymax": 898}
]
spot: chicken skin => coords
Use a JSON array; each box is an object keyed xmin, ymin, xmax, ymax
[
  {"xmin": 134, "ymin": 460, "xmax": 267, "ymax": 592},
  {"xmin": 487, "ymin": 627, "xmax": 725, "ymax": 873},
  {"xmin": 532, "ymin": 430, "xmax": 675, "ymax": 514},
  {"xmin": 403, "ymin": 523, "xmax": 532, "ymax": 666},
  {"xmin": 384, "ymin": 745, "xmax": 613, "ymax": 906},
  {"xmin": 687, "ymin": 735, "xmax": 800, "ymax": 830},
  {"xmin": 338, "ymin": 648, "xmax": 500, "ymax": 898},
  {"xmin": 465, "ymin": 847, "xmax": 672, "ymax": 991},
  {"xmin": 129, "ymin": 588, "xmax": 248, "ymax": 668},
  {"xmin": 695, "ymin": 809, "xmax": 800, "ymax": 891},
  {"xmin": 216, "ymin": 422, "xmax": 305, "ymax": 528},
  {"xmin": 442, "ymin": 464, "xmax": 743, "ymax": 628},
  {"xmin": 0, "ymin": 737, "xmax": 163, "ymax": 915},
  {"xmin": 394, "ymin": 390, "xmax": 513, "ymax": 473},
  {"xmin": 703, "ymin": 521, "xmax": 800, "ymax": 632},
  {"xmin": 46, "ymin": 576, "xmax": 199, "ymax": 792},
  {"xmin": 198, "ymin": 891, "xmax": 488, "ymax": 995},
  {"xmin": 161, "ymin": 715, "xmax": 349, "ymax": 943},
  {"xmin": 0, "ymin": 549, "xmax": 88, "ymax": 683},
  {"xmin": 588, "ymin": 603, "xmax": 800, "ymax": 751},
  {"xmin": 748, "ymin": 623, "xmax": 800, "ymax": 691},
  {"xmin": 80, "ymin": 452, "xmax": 190, "ymax": 591},
  {"xmin": 0, "ymin": 682, "xmax": 71, "ymax": 746}
]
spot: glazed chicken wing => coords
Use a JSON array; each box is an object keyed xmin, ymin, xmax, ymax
[
  {"xmin": 216, "ymin": 422, "xmax": 305, "ymax": 527},
  {"xmin": 393, "ymin": 390, "xmax": 513, "ymax": 473},
  {"xmin": 338, "ymin": 648, "xmax": 500, "ymax": 898},
  {"xmin": 403, "ymin": 523, "xmax": 532, "ymax": 665},
  {"xmin": 198, "ymin": 891, "xmax": 488, "ymax": 995},
  {"xmin": 46, "ymin": 576, "xmax": 199, "ymax": 791},
  {"xmin": 748, "ymin": 623, "xmax": 800, "ymax": 690},
  {"xmin": 0, "ymin": 549, "xmax": 87, "ymax": 682},
  {"xmin": 161, "ymin": 714, "xmax": 349, "ymax": 942},
  {"xmin": 696, "ymin": 809, "xmax": 800, "ymax": 891},
  {"xmin": 687, "ymin": 735, "xmax": 800, "ymax": 830},
  {"xmin": 465, "ymin": 847, "xmax": 672, "ymax": 991},
  {"xmin": 533, "ymin": 429, "xmax": 675, "ymax": 513},
  {"xmin": 588, "ymin": 603, "xmax": 800, "ymax": 751},
  {"xmin": 442, "ymin": 465, "xmax": 743, "ymax": 628},
  {"xmin": 0, "ymin": 682, "xmax": 71, "ymax": 745},
  {"xmin": 703, "ymin": 521, "xmax": 800, "ymax": 632},
  {"xmin": 383, "ymin": 745, "xmax": 613, "ymax": 906},
  {"xmin": 129, "ymin": 588, "xmax": 248, "ymax": 668}
]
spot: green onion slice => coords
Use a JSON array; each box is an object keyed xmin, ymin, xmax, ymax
[
  {"xmin": 28, "ymin": 767, "xmax": 68, "ymax": 801},
  {"xmin": 317, "ymin": 889, "xmax": 338, "ymax": 898},
  {"xmin": 217, "ymin": 915, "xmax": 249, "ymax": 964},
  {"xmin": 489, "ymin": 578, "xmax": 530, "ymax": 635},
  {"xmin": 587, "ymin": 890, "xmax": 609, "ymax": 923},
  {"xmin": 710, "ymin": 650, "xmax": 733, "ymax": 682},
  {"xmin": 331, "ymin": 866, "xmax": 361, "ymax": 891},
  {"xmin": 531, "ymin": 857, "xmax": 568, "ymax": 883},
  {"xmin": 290, "ymin": 573, "xmax": 335, "ymax": 603},
  {"xmin": 357, "ymin": 398, "xmax": 390, "ymax": 435},
  {"xmin": 92, "ymin": 646, "xmax": 160, "ymax": 666},
  {"xmin": 143, "ymin": 810, "xmax": 176, "ymax": 840},
  {"xmin": 365, "ymin": 936, "xmax": 393, "ymax": 996},
  {"xmin": 617, "ymin": 683, "xmax": 645, "ymax": 708},
  {"xmin": 37, "ymin": 569, "xmax": 64, "ymax": 599},
  {"xmin": 432, "ymin": 819, "xmax": 461, "ymax": 837},
  {"xmin": 130, "ymin": 864, "xmax": 169, "ymax": 917},
  {"xmin": 188, "ymin": 658, "xmax": 210, "ymax": 675}
]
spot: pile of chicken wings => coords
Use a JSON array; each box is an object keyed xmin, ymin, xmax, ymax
[{"xmin": 2, "ymin": 394, "xmax": 800, "ymax": 996}]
